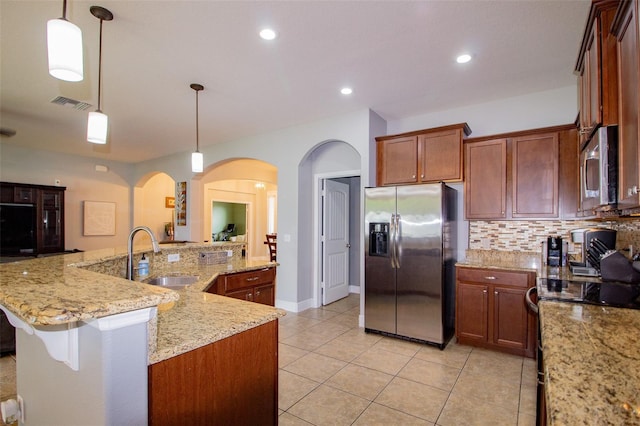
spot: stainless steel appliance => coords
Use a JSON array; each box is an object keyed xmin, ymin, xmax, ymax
[
  {"xmin": 580, "ymin": 125, "xmax": 618, "ymax": 210},
  {"xmin": 364, "ymin": 183, "xmax": 456, "ymax": 348}
]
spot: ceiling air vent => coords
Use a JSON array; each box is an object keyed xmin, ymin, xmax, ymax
[{"xmin": 50, "ymin": 96, "xmax": 92, "ymax": 111}]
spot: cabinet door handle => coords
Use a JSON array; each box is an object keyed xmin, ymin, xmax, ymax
[
  {"xmin": 629, "ymin": 185, "xmax": 639, "ymax": 196},
  {"xmin": 256, "ymin": 290, "xmax": 261, "ymax": 296},
  {"xmin": 412, "ymin": 175, "xmax": 416, "ymax": 179},
  {"xmin": 494, "ymin": 291, "xmax": 498, "ymax": 295},
  {"xmin": 421, "ymin": 174, "xmax": 424, "ymax": 179},
  {"xmin": 483, "ymin": 289, "xmax": 487, "ymax": 294},
  {"xmin": 246, "ymin": 293, "xmax": 252, "ymax": 300},
  {"xmin": 246, "ymin": 277, "xmax": 259, "ymax": 282},
  {"xmin": 484, "ymin": 276, "xmax": 496, "ymax": 280}
]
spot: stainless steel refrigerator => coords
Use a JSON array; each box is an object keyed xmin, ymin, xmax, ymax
[{"xmin": 364, "ymin": 183, "xmax": 457, "ymax": 348}]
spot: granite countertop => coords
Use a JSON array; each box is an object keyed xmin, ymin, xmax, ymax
[
  {"xmin": 0, "ymin": 243, "xmax": 285, "ymax": 365},
  {"xmin": 140, "ymin": 259, "xmax": 286, "ymax": 364},
  {"xmin": 0, "ymin": 255, "xmax": 179, "ymax": 325},
  {"xmin": 539, "ymin": 301, "xmax": 640, "ymax": 425}
]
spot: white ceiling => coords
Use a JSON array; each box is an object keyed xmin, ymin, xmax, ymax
[{"xmin": 0, "ymin": 0, "xmax": 591, "ymax": 164}]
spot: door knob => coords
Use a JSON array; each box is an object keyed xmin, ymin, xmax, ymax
[{"xmin": 346, "ymin": 243, "xmax": 351, "ymax": 248}]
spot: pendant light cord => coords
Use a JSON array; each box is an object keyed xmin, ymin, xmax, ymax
[
  {"xmin": 97, "ymin": 18, "xmax": 103, "ymax": 112},
  {"xmin": 61, "ymin": 0, "xmax": 67, "ymax": 19},
  {"xmin": 195, "ymin": 89, "xmax": 200, "ymax": 152}
]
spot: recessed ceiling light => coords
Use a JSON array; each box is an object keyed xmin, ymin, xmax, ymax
[
  {"xmin": 259, "ymin": 28, "xmax": 277, "ymax": 40},
  {"xmin": 456, "ymin": 54, "xmax": 472, "ymax": 64},
  {"xmin": 340, "ymin": 87, "xmax": 353, "ymax": 95}
]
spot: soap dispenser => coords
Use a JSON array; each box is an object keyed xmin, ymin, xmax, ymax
[{"xmin": 138, "ymin": 253, "xmax": 149, "ymax": 277}]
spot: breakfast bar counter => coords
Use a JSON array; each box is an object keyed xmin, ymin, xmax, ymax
[{"xmin": 0, "ymin": 243, "xmax": 284, "ymax": 424}]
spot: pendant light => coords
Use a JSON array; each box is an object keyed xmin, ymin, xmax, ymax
[
  {"xmin": 47, "ymin": 0, "xmax": 83, "ymax": 81},
  {"xmin": 191, "ymin": 83, "xmax": 204, "ymax": 173},
  {"xmin": 87, "ymin": 6, "xmax": 113, "ymax": 145}
]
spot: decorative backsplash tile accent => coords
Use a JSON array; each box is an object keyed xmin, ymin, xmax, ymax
[{"xmin": 469, "ymin": 219, "xmax": 640, "ymax": 256}]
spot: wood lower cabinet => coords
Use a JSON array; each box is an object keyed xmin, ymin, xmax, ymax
[
  {"xmin": 613, "ymin": 0, "xmax": 640, "ymax": 211},
  {"xmin": 456, "ymin": 266, "xmax": 536, "ymax": 358},
  {"xmin": 376, "ymin": 123, "xmax": 471, "ymax": 186},
  {"xmin": 206, "ymin": 267, "xmax": 276, "ymax": 306},
  {"xmin": 148, "ymin": 320, "xmax": 278, "ymax": 426}
]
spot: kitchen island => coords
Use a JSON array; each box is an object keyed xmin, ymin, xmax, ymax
[
  {"xmin": 0, "ymin": 243, "xmax": 284, "ymax": 425},
  {"xmin": 539, "ymin": 301, "xmax": 640, "ymax": 425}
]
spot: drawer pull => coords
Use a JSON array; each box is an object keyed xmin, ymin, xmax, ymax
[
  {"xmin": 484, "ymin": 276, "xmax": 496, "ymax": 280},
  {"xmin": 246, "ymin": 277, "xmax": 259, "ymax": 282}
]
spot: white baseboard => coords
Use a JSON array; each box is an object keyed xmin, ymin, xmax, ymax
[
  {"xmin": 349, "ymin": 285, "xmax": 361, "ymax": 294},
  {"xmin": 275, "ymin": 298, "xmax": 315, "ymax": 313}
]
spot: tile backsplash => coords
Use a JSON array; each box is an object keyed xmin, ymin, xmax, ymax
[{"xmin": 469, "ymin": 219, "xmax": 640, "ymax": 257}]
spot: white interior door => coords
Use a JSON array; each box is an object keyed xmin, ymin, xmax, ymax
[{"xmin": 322, "ymin": 179, "xmax": 350, "ymax": 305}]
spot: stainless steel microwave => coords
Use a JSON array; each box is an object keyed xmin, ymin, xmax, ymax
[{"xmin": 580, "ymin": 125, "xmax": 618, "ymax": 210}]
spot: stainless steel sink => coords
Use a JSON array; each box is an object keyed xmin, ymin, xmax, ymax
[{"xmin": 144, "ymin": 275, "xmax": 199, "ymax": 289}]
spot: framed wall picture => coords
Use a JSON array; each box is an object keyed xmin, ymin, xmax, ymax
[
  {"xmin": 83, "ymin": 201, "xmax": 116, "ymax": 236},
  {"xmin": 165, "ymin": 197, "xmax": 175, "ymax": 208}
]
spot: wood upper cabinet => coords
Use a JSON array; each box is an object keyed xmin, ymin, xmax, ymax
[
  {"xmin": 576, "ymin": 0, "xmax": 620, "ymax": 145},
  {"xmin": 418, "ymin": 128, "xmax": 466, "ymax": 182},
  {"xmin": 376, "ymin": 135, "xmax": 419, "ymax": 185},
  {"xmin": 376, "ymin": 123, "xmax": 471, "ymax": 186},
  {"xmin": 512, "ymin": 133, "xmax": 559, "ymax": 218},
  {"xmin": 613, "ymin": 0, "xmax": 640, "ymax": 210},
  {"xmin": 464, "ymin": 125, "xmax": 576, "ymax": 220},
  {"xmin": 464, "ymin": 139, "xmax": 507, "ymax": 219},
  {"xmin": 206, "ymin": 267, "xmax": 276, "ymax": 306},
  {"xmin": 456, "ymin": 266, "xmax": 535, "ymax": 358}
]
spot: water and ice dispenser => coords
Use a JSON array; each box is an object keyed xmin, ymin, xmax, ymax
[{"xmin": 369, "ymin": 222, "xmax": 389, "ymax": 256}]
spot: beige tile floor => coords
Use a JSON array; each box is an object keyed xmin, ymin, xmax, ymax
[
  {"xmin": 0, "ymin": 294, "xmax": 537, "ymax": 426},
  {"xmin": 279, "ymin": 294, "xmax": 537, "ymax": 426}
]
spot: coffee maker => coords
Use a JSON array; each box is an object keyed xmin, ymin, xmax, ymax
[{"xmin": 546, "ymin": 236, "xmax": 564, "ymax": 267}]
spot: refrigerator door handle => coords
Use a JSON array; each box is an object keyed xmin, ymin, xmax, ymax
[
  {"xmin": 390, "ymin": 214, "xmax": 398, "ymax": 269},
  {"xmin": 394, "ymin": 214, "xmax": 401, "ymax": 268}
]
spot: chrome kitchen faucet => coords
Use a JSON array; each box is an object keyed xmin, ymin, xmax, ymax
[{"xmin": 127, "ymin": 226, "xmax": 161, "ymax": 280}]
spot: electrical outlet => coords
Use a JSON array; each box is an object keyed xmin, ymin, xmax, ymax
[
  {"xmin": 227, "ymin": 250, "xmax": 233, "ymax": 257},
  {"xmin": 481, "ymin": 238, "xmax": 491, "ymax": 249},
  {"xmin": 168, "ymin": 253, "xmax": 180, "ymax": 262}
]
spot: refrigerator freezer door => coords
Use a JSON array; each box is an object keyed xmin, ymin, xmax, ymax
[
  {"xmin": 364, "ymin": 186, "xmax": 397, "ymax": 334},
  {"xmin": 396, "ymin": 184, "xmax": 444, "ymax": 343}
]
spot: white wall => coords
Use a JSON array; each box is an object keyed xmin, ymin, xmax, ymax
[
  {"xmin": 387, "ymin": 86, "xmax": 578, "ymax": 138},
  {"xmin": 134, "ymin": 109, "xmax": 375, "ymax": 308},
  {"xmin": 0, "ymin": 143, "xmax": 134, "ymax": 251}
]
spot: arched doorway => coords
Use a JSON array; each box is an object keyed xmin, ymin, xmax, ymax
[
  {"xmin": 298, "ymin": 140, "xmax": 362, "ymax": 309},
  {"xmin": 201, "ymin": 158, "xmax": 277, "ymax": 260}
]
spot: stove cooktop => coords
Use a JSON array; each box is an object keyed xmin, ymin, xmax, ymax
[{"xmin": 537, "ymin": 278, "xmax": 640, "ymax": 310}]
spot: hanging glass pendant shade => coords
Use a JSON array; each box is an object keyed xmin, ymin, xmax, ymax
[
  {"xmin": 87, "ymin": 111, "xmax": 108, "ymax": 144},
  {"xmin": 47, "ymin": 0, "xmax": 83, "ymax": 81}
]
